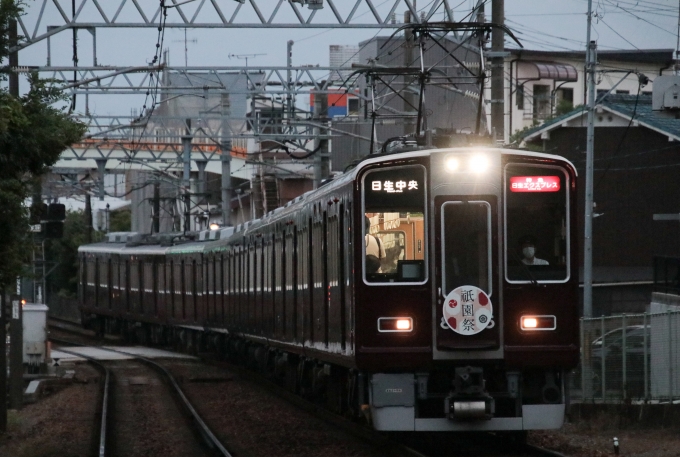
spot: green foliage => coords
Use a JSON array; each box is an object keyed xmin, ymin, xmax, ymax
[
  {"xmin": 555, "ymin": 99, "xmax": 575, "ymax": 116},
  {"xmin": 110, "ymin": 208, "xmax": 132, "ymax": 232},
  {"xmin": 46, "ymin": 211, "xmax": 103, "ymax": 298},
  {"xmin": 0, "ymin": 0, "xmax": 22, "ymax": 78},
  {"xmin": 509, "ymin": 121, "xmax": 540, "ymax": 146},
  {"xmin": 0, "ymin": 179, "xmax": 31, "ymax": 286},
  {"xmin": 0, "ymin": 1, "xmax": 87, "ymax": 290},
  {"xmin": 0, "ymin": 75, "xmax": 86, "ymax": 180}
]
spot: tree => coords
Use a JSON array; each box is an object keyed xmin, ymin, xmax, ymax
[
  {"xmin": 46, "ymin": 210, "xmax": 103, "ymax": 299},
  {"xmin": 0, "ymin": 1, "xmax": 87, "ymax": 290},
  {"xmin": 110, "ymin": 207, "xmax": 132, "ymax": 232}
]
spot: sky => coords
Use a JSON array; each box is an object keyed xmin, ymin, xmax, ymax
[{"xmin": 7, "ymin": 0, "xmax": 680, "ymax": 118}]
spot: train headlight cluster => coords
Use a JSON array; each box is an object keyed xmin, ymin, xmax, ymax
[
  {"xmin": 378, "ymin": 317, "xmax": 413, "ymax": 333},
  {"xmin": 520, "ymin": 315, "xmax": 556, "ymax": 331},
  {"xmin": 469, "ymin": 154, "xmax": 489, "ymax": 173},
  {"xmin": 444, "ymin": 154, "xmax": 490, "ymax": 174},
  {"xmin": 445, "ymin": 157, "xmax": 460, "ymax": 172}
]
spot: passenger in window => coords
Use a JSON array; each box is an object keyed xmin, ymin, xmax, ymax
[
  {"xmin": 365, "ymin": 216, "xmax": 386, "ymax": 273},
  {"xmin": 519, "ymin": 235, "xmax": 549, "ymax": 265}
]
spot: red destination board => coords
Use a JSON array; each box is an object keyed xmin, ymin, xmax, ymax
[{"xmin": 509, "ymin": 176, "xmax": 561, "ymax": 192}]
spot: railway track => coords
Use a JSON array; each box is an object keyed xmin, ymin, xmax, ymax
[
  {"xmin": 50, "ymin": 337, "xmax": 233, "ymax": 457},
  {"xmin": 49, "ymin": 322, "xmax": 567, "ymax": 457}
]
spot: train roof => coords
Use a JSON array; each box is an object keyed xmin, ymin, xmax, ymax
[{"xmin": 78, "ymin": 147, "xmax": 577, "ymax": 256}]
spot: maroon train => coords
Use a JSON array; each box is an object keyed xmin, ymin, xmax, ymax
[{"xmin": 79, "ymin": 146, "xmax": 579, "ymax": 433}]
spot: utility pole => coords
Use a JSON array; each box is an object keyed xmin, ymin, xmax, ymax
[
  {"xmin": 583, "ymin": 0, "xmax": 597, "ymax": 318},
  {"xmin": 0, "ymin": 291, "xmax": 7, "ymax": 431},
  {"xmin": 152, "ymin": 180, "xmax": 160, "ymax": 234},
  {"xmin": 9, "ymin": 292, "xmax": 23, "ymax": 410},
  {"xmin": 490, "ymin": 0, "xmax": 505, "ymax": 144},
  {"xmin": 313, "ymin": 93, "xmax": 329, "ymax": 188},
  {"xmin": 182, "ymin": 119, "xmax": 192, "ymax": 232},
  {"xmin": 404, "ymin": 10, "xmax": 416, "ymax": 124},
  {"xmin": 287, "ymin": 40, "xmax": 295, "ymax": 121},
  {"xmin": 7, "ymin": 19, "xmax": 24, "ymax": 414}
]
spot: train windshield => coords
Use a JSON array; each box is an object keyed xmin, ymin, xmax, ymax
[
  {"xmin": 441, "ymin": 201, "xmax": 492, "ymax": 296},
  {"xmin": 362, "ymin": 165, "xmax": 427, "ymax": 284},
  {"xmin": 504, "ymin": 163, "xmax": 570, "ymax": 283}
]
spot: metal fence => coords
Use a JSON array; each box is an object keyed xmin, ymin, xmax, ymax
[{"xmin": 570, "ymin": 310, "xmax": 680, "ymax": 402}]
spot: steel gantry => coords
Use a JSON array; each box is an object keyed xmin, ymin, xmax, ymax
[{"xmin": 12, "ymin": 0, "xmax": 459, "ymax": 52}]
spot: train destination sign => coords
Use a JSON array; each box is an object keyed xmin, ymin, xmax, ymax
[
  {"xmin": 364, "ymin": 166, "xmax": 425, "ymax": 211},
  {"xmin": 509, "ymin": 176, "xmax": 560, "ymax": 193}
]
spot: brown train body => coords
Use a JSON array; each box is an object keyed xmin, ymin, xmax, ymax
[{"xmin": 80, "ymin": 147, "xmax": 579, "ymax": 432}]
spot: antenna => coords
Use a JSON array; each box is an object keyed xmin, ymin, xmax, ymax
[
  {"xmin": 173, "ymin": 28, "xmax": 198, "ymax": 67},
  {"xmin": 228, "ymin": 53, "xmax": 267, "ymax": 67}
]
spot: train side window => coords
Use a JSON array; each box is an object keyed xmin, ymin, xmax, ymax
[
  {"xmin": 504, "ymin": 163, "xmax": 570, "ymax": 283},
  {"xmin": 362, "ymin": 165, "xmax": 427, "ymax": 284}
]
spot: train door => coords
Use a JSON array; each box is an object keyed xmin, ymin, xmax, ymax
[
  {"xmin": 256, "ymin": 238, "xmax": 264, "ymax": 335},
  {"xmin": 327, "ymin": 204, "xmax": 342, "ymax": 349},
  {"xmin": 274, "ymin": 231, "xmax": 284, "ymax": 338},
  {"xmin": 107, "ymin": 258, "xmax": 113, "ymax": 310},
  {"xmin": 311, "ymin": 205, "xmax": 328, "ymax": 347},
  {"xmin": 342, "ymin": 200, "xmax": 353, "ymax": 352},
  {"xmin": 434, "ymin": 196, "xmax": 499, "ymax": 351},
  {"xmin": 284, "ymin": 225, "xmax": 295, "ymax": 343},
  {"xmin": 206, "ymin": 253, "xmax": 213, "ymax": 324},
  {"xmin": 111, "ymin": 256, "xmax": 120, "ymax": 314},
  {"xmin": 94, "ymin": 257, "xmax": 100, "ymax": 308},
  {"xmin": 123, "ymin": 259, "xmax": 130, "ymax": 314},
  {"xmin": 296, "ymin": 222, "xmax": 308, "ymax": 345}
]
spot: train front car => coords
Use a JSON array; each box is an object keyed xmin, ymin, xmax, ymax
[{"xmin": 355, "ymin": 148, "xmax": 579, "ymax": 433}]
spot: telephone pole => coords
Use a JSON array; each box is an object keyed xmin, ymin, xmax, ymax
[
  {"xmin": 490, "ymin": 0, "xmax": 505, "ymax": 143},
  {"xmin": 583, "ymin": 0, "xmax": 597, "ymax": 318}
]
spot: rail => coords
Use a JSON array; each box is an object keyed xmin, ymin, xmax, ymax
[
  {"xmin": 55, "ymin": 346, "xmax": 110, "ymax": 457},
  {"xmin": 50, "ymin": 338, "xmax": 233, "ymax": 457}
]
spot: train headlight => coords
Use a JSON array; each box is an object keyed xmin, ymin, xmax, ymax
[
  {"xmin": 469, "ymin": 154, "xmax": 489, "ymax": 173},
  {"xmin": 378, "ymin": 317, "xmax": 413, "ymax": 333},
  {"xmin": 209, "ymin": 223, "xmax": 220, "ymax": 230},
  {"xmin": 520, "ymin": 315, "xmax": 556, "ymax": 331},
  {"xmin": 445, "ymin": 157, "xmax": 460, "ymax": 172}
]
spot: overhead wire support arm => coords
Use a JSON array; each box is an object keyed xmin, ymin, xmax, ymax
[{"xmin": 12, "ymin": 0, "xmax": 459, "ymax": 52}]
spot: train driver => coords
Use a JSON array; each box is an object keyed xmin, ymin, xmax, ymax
[
  {"xmin": 365, "ymin": 216, "xmax": 386, "ymax": 274},
  {"xmin": 519, "ymin": 235, "xmax": 549, "ymax": 266}
]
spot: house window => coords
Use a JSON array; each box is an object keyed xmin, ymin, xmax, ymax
[
  {"xmin": 516, "ymin": 84, "xmax": 525, "ymax": 110},
  {"xmin": 615, "ymin": 90, "xmax": 630, "ymax": 95},
  {"xmin": 557, "ymin": 88, "xmax": 573, "ymax": 104},
  {"xmin": 348, "ymin": 98, "xmax": 360, "ymax": 116},
  {"xmin": 533, "ymin": 85, "xmax": 551, "ymax": 120},
  {"xmin": 555, "ymin": 88, "xmax": 574, "ymax": 114}
]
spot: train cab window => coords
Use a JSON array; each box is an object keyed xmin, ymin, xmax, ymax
[
  {"xmin": 505, "ymin": 163, "xmax": 570, "ymax": 283},
  {"xmin": 362, "ymin": 165, "xmax": 427, "ymax": 284},
  {"xmin": 441, "ymin": 201, "xmax": 492, "ymax": 296}
]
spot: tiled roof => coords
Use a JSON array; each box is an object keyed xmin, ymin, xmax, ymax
[{"xmin": 521, "ymin": 94, "xmax": 680, "ymax": 143}]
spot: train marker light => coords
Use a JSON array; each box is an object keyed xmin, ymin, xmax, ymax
[
  {"xmin": 469, "ymin": 155, "xmax": 489, "ymax": 173},
  {"xmin": 396, "ymin": 319, "xmax": 411, "ymax": 330},
  {"xmin": 378, "ymin": 317, "xmax": 413, "ymax": 333},
  {"xmin": 523, "ymin": 317, "xmax": 538, "ymax": 328},
  {"xmin": 445, "ymin": 157, "xmax": 460, "ymax": 172},
  {"xmin": 520, "ymin": 315, "xmax": 556, "ymax": 331}
]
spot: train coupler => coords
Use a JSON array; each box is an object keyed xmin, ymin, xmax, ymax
[
  {"xmin": 445, "ymin": 395, "xmax": 495, "ymax": 420},
  {"xmin": 446, "ymin": 366, "xmax": 494, "ymax": 420}
]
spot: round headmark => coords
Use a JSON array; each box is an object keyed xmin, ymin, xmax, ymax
[{"xmin": 442, "ymin": 285, "xmax": 493, "ymax": 336}]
